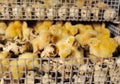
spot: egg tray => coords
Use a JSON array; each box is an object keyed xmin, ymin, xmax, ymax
[
  {"xmin": 0, "ymin": 0, "xmax": 119, "ymax": 21},
  {"xmin": 0, "ymin": 57, "xmax": 120, "ymax": 84}
]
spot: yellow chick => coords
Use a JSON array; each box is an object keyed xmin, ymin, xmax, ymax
[
  {"xmin": 34, "ymin": 21, "xmax": 42, "ymax": 31},
  {"xmin": 56, "ymin": 36, "xmax": 74, "ymax": 59},
  {"xmin": 57, "ymin": 43, "xmax": 72, "ymax": 59},
  {"xmin": 56, "ymin": 36, "xmax": 84, "ymax": 64},
  {"xmin": 10, "ymin": 60, "xmax": 24, "ymax": 78},
  {"xmin": 0, "ymin": 22, "xmax": 7, "ymax": 34},
  {"xmin": 5, "ymin": 21, "xmax": 22, "ymax": 39},
  {"xmin": 34, "ymin": 21, "xmax": 53, "ymax": 34},
  {"xmin": 93, "ymin": 23, "xmax": 110, "ymax": 39},
  {"xmin": 49, "ymin": 22, "xmax": 62, "ymax": 36},
  {"xmin": 22, "ymin": 21, "xmax": 31, "ymax": 41},
  {"xmin": 61, "ymin": 26, "xmax": 70, "ymax": 37},
  {"xmin": 69, "ymin": 48, "xmax": 84, "ymax": 64},
  {"xmin": 18, "ymin": 52, "xmax": 39, "ymax": 70},
  {"xmin": 97, "ymin": 29, "xmax": 110, "ymax": 39},
  {"xmin": 76, "ymin": 29, "xmax": 97, "ymax": 46},
  {"xmin": 31, "ymin": 30, "xmax": 52, "ymax": 52},
  {"xmin": 0, "ymin": 51, "xmax": 10, "ymax": 77},
  {"xmin": 49, "ymin": 22, "xmax": 63, "ymax": 42},
  {"xmin": 64, "ymin": 22, "xmax": 79, "ymax": 36},
  {"xmin": 88, "ymin": 38, "xmax": 118, "ymax": 58},
  {"xmin": 78, "ymin": 24, "xmax": 93, "ymax": 34}
]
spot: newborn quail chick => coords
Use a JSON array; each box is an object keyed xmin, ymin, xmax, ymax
[
  {"xmin": 0, "ymin": 3, "xmax": 9, "ymax": 19},
  {"xmin": 88, "ymin": 37, "xmax": 118, "ymax": 58},
  {"xmin": 5, "ymin": 21, "xmax": 22, "ymax": 39},
  {"xmin": 46, "ymin": 7, "xmax": 56, "ymax": 20},
  {"xmin": 32, "ymin": 3, "xmax": 45, "ymax": 19},
  {"xmin": 23, "ymin": 4, "xmax": 33, "ymax": 19},
  {"xmin": 78, "ymin": 64, "xmax": 93, "ymax": 83},
  {"xmin": 94, "ymin": 62, "xmax": 108, "ymax": 84},
  {"xmin": 69, "ymin": 6, "xmax": 79, "ymax": 19},
  {"xmin": 58, "ymin": 5, "xmax": 68, "ymax": 20},
  {"xmin": 11, "ymin": 4, "xmax": 22, "ymax": 19},
  {"xmin": 56, "ymin": 36, "xmax": 84, "ymax": 64},
  {"xmin": 31, "ymin": 30, "xmax": 52, "ymax": 52},
  {"xmin": 91, "ymin": 7, "xmax": 99, "ymax": 21},
  {"xmin": 105, "ymin": 58, "xmax": 120, "ymax": 84},
  {"xmin": 0, "ymin": 22, "xmax": 7, "ymax": 35},
  {"xmin": 41, "ymin": 44, "xmax": 58, "ymax": 58},
  {"xmin": 25, "ymin": 71, "xmax": 40, "ymax": 84},
  {"xmin": 81, "ymin": 6, "xmax": 90, "ymax": 20},
  {"xmin": 22, "ymin": 21, "xmax": 31, "ymax": 41},
  {"xmin": 73, "ymin": 75, "xmax": 85, "ymax": 83},
  {"xmin": 104, "ymin": 8, "xmax": 116, "ymax": 21}
]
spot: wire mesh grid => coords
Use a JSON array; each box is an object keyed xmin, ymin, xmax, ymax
[
  {"xmin": 108, "ymin": 24, "xmax": 120, "ymax": 36},
  {"xmin": 0, "ymin": 0, "xmax": 119, "ymax": 21},
  {"xmin": 0, "ymin": 57, "xmax": 120, "ymax": 84}
]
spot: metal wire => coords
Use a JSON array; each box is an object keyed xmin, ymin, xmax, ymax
[
  {"xmin": 0, "ymin": 58, "xmax": 120, "ymax": 84},
  {"xmin": 0, "ymin": 0, "xmax": 119, "ymax": 21},
  {"xmin": 108, "ymin": 24, "xmax": 120, "ymax": 36}
]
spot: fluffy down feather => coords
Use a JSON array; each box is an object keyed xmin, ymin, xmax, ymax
[
  {"xmin": 104, "ymin": 8, "xmax": 116, "ymax": 21},
  {"xmin": 56, "ymin": 36, "xmax": 84, "ymax": 64},
  {"xmin": 34, "ymin": 21, "xmax": 53, "ymax": 34},
  {"xmin": 88, "ymin": 38, "xmax": 118, "ymax": 58},
  {"xmin": 77, "ymin": 24, "xmax": 93, "ymax": 34},
  {"xmin": 49, "ymin": 22, "xmax": 62, "ymax": 36},
  {"xmin": 5, "ymin": 21, "xmax": 22, "ymax": 39},
  {"xmin": 31, "ymin": 30, "xmax": 52, "ymax": 52},
  {"xmin": 64, "ymin": 22, "xmax": 79, "ymax": 36},
  {"xmin": 46, "ymin": 7, "xmax": 56, "ymax": 20},
  {"xmin": 75, "ymin": 24, "xmax": 97, "ymax": 46},
  {"xmin": 76, "ymin": 30, "xmax": 97, "ymax": 46},
  {"xmin": 22, "ymin": 21, "xmax": 31, "ymax": 41},
  {"xmin": 69, "ymin": 6, "xmax": 79, "ymax": 19},
  {"xmin": 81, "ymin": 6, "xmax": 91, "ymax": 20},
  {"xmin": 49, "ymin": 22, "xmax": 63, "ymax": 42},
  {"xmin": 93, "ymin": 23, "xmax": 110, "ymax": 39},
  {"xmin": 0, "ymin": 22, "xmax": 7, "ymax": 34}
]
